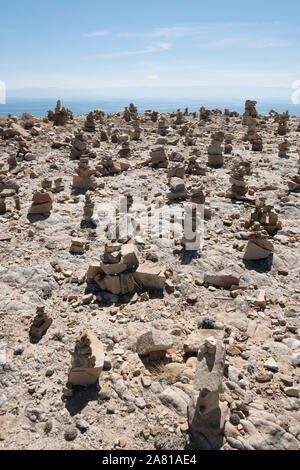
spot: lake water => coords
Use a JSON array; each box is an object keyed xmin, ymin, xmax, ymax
[{"xmin": 1, "ymin": 98, "xmax": 300, "ymax": 118}]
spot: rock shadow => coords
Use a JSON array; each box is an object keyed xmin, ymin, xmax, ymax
[
  {"xmin": 173, "ymin": 248, "xmax": 199, "ymax": 265},
  {"xmin": 27, "ymin": 212, "xmax": 51, "ymax": 224},
  {"xmin": 243, "ymin": 253, "xmax": 273, "ymax": 273},
  {"xmin": 64, "ymin": 385, "xmax": 99, "ymax": 417}
]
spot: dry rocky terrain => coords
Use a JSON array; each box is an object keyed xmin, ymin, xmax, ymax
[{"xmin": 0, "ymin": 101, "xmax": 299, "ymax": 450}]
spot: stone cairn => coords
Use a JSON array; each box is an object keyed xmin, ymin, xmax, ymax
[
  {"xmin": 167, "ymin": 177, "xmax": 187, "ymax": 200},
  {"xmin": 68, "ymin": 330, "xmax": 104, "ymax": 386},
  {"xmin": 124, "ymin": 107, "xmax": 132, "ymax": 122},
  {"xmin": 188, "ymin": 335, "xmax": 227, "ymax": 438},
  {"xmin": 70, "ymin": 129, "xmax": 89, "ymax": 160},
  {"xmin": 243, "ymin": 99, "xmax": 258, "ymax": 119},
  {"xmin": 53, "ymin": 178, "xmax": 64, "ymax": 193},
  {"xmin": 227, "ymin": 161, "xmax": 254, "ymax": 202},
  {"xmin": 245, "ymin": 199, "xmax": 282, "ymax": 236},
  {"xmin": 83, "ymin": 191, "xmax": 95, "ymax": 222},
  {"xmin": 28, "ymin": 189, "xmax": 54, "ymax": 214},
  {"xmin": 277, "ymin": 112, "xmax": 289, "ymax": 135},
  {"xmin": 243, "ymin": 200, "xmax": 282, "ymax": 260},
  {"xmin": 70, "ymin": 238, "xmax": 89, "ymax": 254},
  {"xmin": 96, "ymin": 154, "xmax": 129, "ymax": 176},
  {"xmin": 243, "ymin": 221, "xmax": 274, "ymax": 261},
  {"xmin": 150, "ymin": 146, "xmax": 169, "ymax": 168},
  {"xmin": 174, "ymin": 109, "xmax": 184, "ymax": 125},
  {"xmin": 252, "ymin": 134, "xmax": 263, "ymax": 152},
  {"xmin": 287, "ymin": 155, "xmax": 300, "ymax": 192},
  {"xmin": 30, "ymin": 306, "xmax": 52, "ymax": 339},
  {"xmin": 72, "ymin": 157, "xmax": 96, "ymax": 190},
  {"xmin": 131, "ymin": 121, "xmax": 142, "ymax": 141},
  {"xmin": 47, "ymin": 100, "xmax": 72, "ymax": 126},
  {"xmin": 186, "ymin": 156, "xmax": 207, "ymax": 176},
  {"xmin": 157, "ymin": 117, "xmax": 168, "ymax": 136},
  {"xmin": 278, "ymin": 139, "xmax": 290, "ymax": 157},
  {"xmin": 243, "ymin": 117, "xmax": 257, "ymax": 142},
  {"xmin": 84, "ymin": 112, "xmax": 96, "ymax": 132},
  {"xmin": 151, "ymin": 111, "xmax": 158, "ymax": 122},
  {"xmin": 224, "ymin": 135, "xmax": 233, "ymax": 154},
  {"xmin": 199, "ymin": 106, "xmax": 211, "ymax": 122},
  {"xmin": 118, "ymin": 135, "xmax": 131, "ymax": 157},
  {"xmin": 207, "ymin": 132, "xmax": 224, "ymax": 168},
  {"xmin": 168, "ymin": 161, "xmax": 185, "ymax": 179}
]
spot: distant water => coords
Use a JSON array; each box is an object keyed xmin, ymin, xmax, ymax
[{"xmin": 1, "ymin": 97, "xmax": 300, "ymax": 118}]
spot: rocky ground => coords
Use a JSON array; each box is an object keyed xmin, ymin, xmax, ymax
[{"xmin": 0, "ymin": 103, "xmax": 299, "ymax": 450}]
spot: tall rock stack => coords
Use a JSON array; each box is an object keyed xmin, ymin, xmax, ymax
[
  {"xmin": 70, "ymin": 129, "xmax": 88, "ymax": 160},
  {"xmin": 123, "ymin": 107, "xmax": 131, "ymax": 122},
  {"xmin": 131, "ymin": 121, "xmax": 142, "ymax": 141},
  {"xmin": 287, "ymin": 156, "xmax": 300, "ymax": 192},
  {"xmin": 277, "ymin": 112, "xmax": 289, "ymax": 135},
  {"xmin": 68, "ymin": 330, "xmax": 105, "ymax": 386},
  {"xmin": 174, "ymin": 109, "xmax": 184, "ymax": 125},
  {"xmin": 243, "ymin": 99, "xmax": 258, "ymax": 119},
  {"xmin": 157, "ymin": 117, "xmax": 168, "ymax": 136},
  {"xmin": 279, "ymin": 139, "xmax": 290, "ymax": 157},
  {"xmin": 28, "ymin": 189, "xmax": 54, "ymax": 214},
  {"xmin": 188, "ymin": 336, "xmax": 227, "ymax": 438},
  {"xmin": 83, "ymin": 191, "xmax": 95, "ymax": 222},
  {"xmin": 199, "ymin": 106, "xmax": 211, "ymax": 122},
  {"xmin": 252, "ymin": 134, "xmax": 263, "ymax": 151},
  {"xmin": 151, "ymin": 111, "xmax": 158, "ymax": 122},
  {"xmin": 245, "ymin": 199, "xmax": 282, "ymax": 236},
  {"xmin": 243, "ymin": 221, "xmax": 274, "ymax": 260},
  {"xmin": 228, "ymin": 161, "xmax": 254, "ymax": 201},
  {"xmin": 84, "ymin": 112, "xmax": 96, "ymax": 132},
  {"xmin": 72, "ymin": 157, "xmax": 96, "ymax": 190},
  {"xmin": 207, "ymin": 132, "xmax": 224, "ymax": 168},
  {"xmin": 47, "ymin": 100, "xmax": 72, "ymax": 126},
  {"xmin": 30, "ymin": 306, "xmax": 52, "ymax": 339},
  {"xmin": 243, "ymin": 117, "xmax": 257, "ymax": 142},
  {"xmin": 224, "ymin": 135, "xmax": 233, "ymax": 154}
]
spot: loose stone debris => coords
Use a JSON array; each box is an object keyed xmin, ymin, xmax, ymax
[{"xmin": 0, "ymin": 100, "xmax": 300, "ymax": 451}]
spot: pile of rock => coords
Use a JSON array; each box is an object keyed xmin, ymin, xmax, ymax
[
  {"xmin": 150, "ymin": 146, "xmax": 169, "ymax": 168},
  {"xmin": 186, "ymin": 156, "xmax": 207, "ymax": 176},
  {"xmin": 224, "ymin": 135, "xmax": 233, "ymax": 154},
  {"xmin": 84, "ymin": 112, "xmax": 96, "ymax": 132},
  {"xmin": 28, "ymin": 189, "xmax": 54, "ymax": 214},
  {"xmin": 174, "ymin": 109, "xmax": 184, "ymax": 125},
  {"xmin": 83, "ymin": 191, "xmax": 95, "ymax": 222},
  {"xmin": 277, "ymin": 112, "xmax": 289, "ymax": 135},
  {"xmin": 227, "ymin": 161, "xmax": 254, "ymax": 201},
  {"xmin": 287, "ymin": 156, "xmax": 300, "ymax": 192},
  {"xmin": 136, "ymin": 330, "xmax": 173, "ymax": 361},
  {"xmin": 87, "ymin": 241, "xmax": 166, "ymax": 295},
  {"xmin": 245, "ymin": 199, "xmax": 282, "ymax": 236},
  {"xmin": 243, "ymin": 221, "xmax": 274, "ymax": 260},
  {"xmin": 118, "ymin": 140, "xmax": 131, "ymax": 157},
  {"xmin": 157, "ymin": 118, "xmax": 168, "ymax": 136},
  {"xmin": 199, "ymin": 106, "xmax": 211, "ymax": 121},
  {"xmin": 68, "ymin": 330, "xmax": 104, "ymax": 386},
  {"xmin": 47, "ymin": 100, "xmax": 72, "ymax": 126},
  {"xmin": 167, "ymin": 177, "xmax": 187, "ymax": 200},
  {"xmin": 278, "ymin": 139, "xmax": 290, "ymax": 157},
  {"xmin": 96, "ymin": 154, "xmax": 129, "ymax": 176},
  {"xmin": 243, "ymin": 99, "xmax": 258, "ymax": 119},
  {"xmin": 30, "ymin": 306, "xmax": 52, "ymax": 339},
  {"xmin": 188, "ymin": 334, "xmax": 227, "ymax": 438},
  {"xmin": 252, "ymin": 134, "xmax": 263, "ymax": 152},
  {"xmin": 207, "ymin": 132, "xmax": 224, "ymax": 168},
  {"xmin": 243, "ymin": 117, "xmax": 257, "ymax": 142},
  {"xmin": 70, "ymin": 130, "xmax": 89, "ymax": 160},
  {"xmin": 72, "ymin": 157, "xmax": 96, "ymax": 190},
  {"xmin": 131, "ymin": 121, "xmax": 142, "ymax": 141},
  {"xmin": 70, "ymin": 238, "xmax": 89, "ymax": 254}
]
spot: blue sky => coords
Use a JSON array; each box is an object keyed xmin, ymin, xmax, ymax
[{"xmin": 1, "ymin": 0, "xmax": 300, "ymax": 92}]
